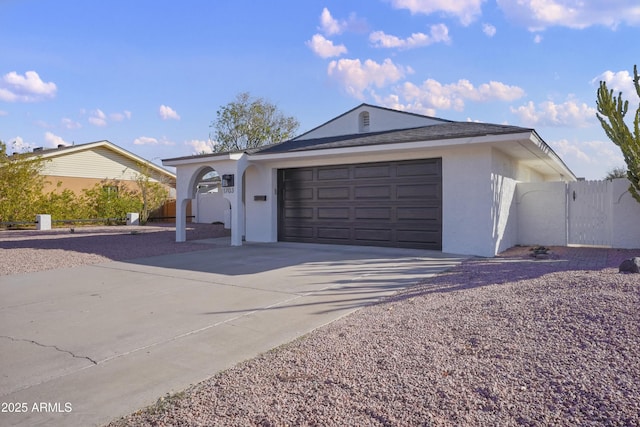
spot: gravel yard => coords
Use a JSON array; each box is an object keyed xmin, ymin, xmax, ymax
[
  {"xmin": 1, "ymin": 228, "xmax": 638, "ymax": 426},
  {"xmin": 107, "ymin": 246, "xmax": 639, "ymax": 426},
  {"xmin": 0, "ymin": 223, "xmax": 229, "ymax": 276}
]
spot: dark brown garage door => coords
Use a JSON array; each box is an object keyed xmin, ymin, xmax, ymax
[{"xmin": 278, "ymin": 158, "xmax": 442, "ymax": 249}]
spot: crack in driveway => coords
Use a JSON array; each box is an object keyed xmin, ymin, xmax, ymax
[{"xmin": 0, "ymin": 335, "xmax": 98, "ymax": 365}]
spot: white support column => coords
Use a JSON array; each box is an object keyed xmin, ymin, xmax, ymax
[
  {"xmin": 176, "ymin": 198, "xmax": 187, "ymax": 242},
  {"xmin": 230, "ymin": 177, "xmax": 243, "ymax": 246}
]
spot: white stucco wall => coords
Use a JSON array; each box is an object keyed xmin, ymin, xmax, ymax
[
  {"xmin": 243, "ymin": 164, "xmax": 278, "ymax": 242},
  {"xmin": 440, "ymin": 146, "xmax": 493, "ymax": 256},
  {"xmin": 611, "ymin": 178, "xmax": 640, "ymax": 249},
  {"xmin": 490, "ymin": 149, "xmax": 519, "ymax": 254},
  {"xmin": 516, "ymin": 182, "xmax": 568, "ymax": 246}
]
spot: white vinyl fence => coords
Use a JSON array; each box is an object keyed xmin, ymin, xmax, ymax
[{"xmin": 517, "ymin": 178, "xmax": 640, "ymax": 249}]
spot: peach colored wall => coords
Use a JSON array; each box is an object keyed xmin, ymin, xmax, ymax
[{"xmin": 42, "ymin": 176, "xmax": 171, "ymax": 195}]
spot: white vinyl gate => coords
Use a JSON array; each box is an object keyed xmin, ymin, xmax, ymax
[
  {"xmin": 567, "ymin": 181, "xmax": 612, "ymax": 246},
  {"xmin": 517, "ymin": 178, "xmax": 639, "ymax": 250}
]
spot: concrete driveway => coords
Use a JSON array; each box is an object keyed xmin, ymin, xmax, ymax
[{"xmin": 0, "ymin": 242, "xmax": 465, "ymax": 427}]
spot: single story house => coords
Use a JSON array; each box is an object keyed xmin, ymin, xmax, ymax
[
  {"xmin": 25, "ymin": 140, "xmax": 176, "ymax": 196},
  {"xmin": 163, "ymin": 104, "xmax": 576, "ymax": 257}
]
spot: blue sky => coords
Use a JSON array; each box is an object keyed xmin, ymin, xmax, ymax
[{"xmin": 1, "ymin": 0, "xmax": 639, "ymax": 179}]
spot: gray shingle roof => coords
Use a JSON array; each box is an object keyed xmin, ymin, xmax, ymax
[{"xmin": 255, "ymin": 121, "xmax": 533, "ymax": 154}]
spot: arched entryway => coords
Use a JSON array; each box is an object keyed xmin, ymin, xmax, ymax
[
  {"xmin": 172, "ymin": 154, "xmax": 249, "ymax": 245},
  {"xmin": 192, "ymin": 168, "xmax": 231, "ymax": 227}
]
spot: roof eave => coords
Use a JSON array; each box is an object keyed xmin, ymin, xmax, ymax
[
  {"xmin": 163, "ymin": 151, "xmax": 246, "ymax": 167},
  {"xmin": 249, "ymin": 132, "xmax": 535, "ymax": 162},
  {"xmin": 527, "ymin": 131, "xmax": 577, "ymax": 181}
]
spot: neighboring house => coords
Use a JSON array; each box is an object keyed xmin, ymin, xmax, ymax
[
  {"xmin": 25, "ymin": 140, "xmax": 176, "ymax": 197},
  {"xmin": 164, "ymin": 104, "xmax": 576, "ymax": 257}
]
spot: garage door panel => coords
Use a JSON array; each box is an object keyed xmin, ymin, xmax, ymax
[
  {"xmin": 278, "ymin": 159, "xmax": 442, "ymax": 250},
  {"xmin": 354, "ymin": 164, "xmax": 391, "ymax": 179},
  {"xmin": 354, "ymin": 228, "xmax": 393, "ymax": 242},
  {"xmin": 284, "ymin": 208, "xmax": 313, "ymax": 219},
  {"xmin": 284, "ymin": 169, "xmax": 313, "ymax": 181},
  {"xmin": 317, "ymin": 187, "xmax": 350, "ymax": 199},
  {"xmin": 397, "ymin": 184, "xmax": 435, "ymax": 199},
  {"xmin": 397, "ymin": 207, "xmax": 440, "ymax": 220},
  {"xmin": 397, "ymin": 229, "xmax": 440, "ymax": 244},
  {"xmin": 317, "ymin": 227, "xmax": 351, "ymax": 240},
  {"xmin": 285, "ymin": 188, "xmax": 313, "ymax": 200},
  {"xmin": 284, "ymin": 226, "xmax": 314, "ymax": 238},
  {"xmin": 318, "ymin": 207, "xmax": 350, "ymax": 219},
  {"xmin": 354, "ymin": 185, "xmax": 391, "ymax": 199},
  {"xmin": 355, "ymin": 207, "xmax": 392, "ymax": 220},
  {"xmin": 318, "ymin": 167, "xmax": 349, "ymax": 180}
]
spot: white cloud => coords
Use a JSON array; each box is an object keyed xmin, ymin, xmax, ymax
[
  {"xmin": 0, "ymin": 110, "xmax": 7, "ymax": 116},
  {"xmin": 533, "ymin": 34, "xmax": 543, "ymax": 43},
  {"xmin": 185, "ymin": 139, "xmax": 213, "ymax": 154},
  {"xmin": 87, "ymin": 108, "xmax": 131, "ymax": 126},
  {"xmin": 456, "ymin": 80, "xmax": 525, "ymax": 101},
  {"xmin": 159, "ymin": 105, "xmax": 180, "ymax": 120},
  {"xmin": 374, "ymin": 93, "xmax": 438, "ymax": 117},
  {"xmin": 44, "ymin": 131, "xmax": 69, "ymax": 148},
  {"xmin": 398, "ymin": 78, "xmax": 525, "ymax": 112},
  {"xmin": 401, "ymin": 81, "xmax": 464, "ymax": 111},
  {"xmin": 482, "ymin": 23, "xmax": 496, "ymax": 37},
  {"xmin": 110, "ymin": 110, "xmax": 132, "ymax": 122},
  {"xmin": 88, "ymin": 109, "xmax": 107, "ymax": 127},
  {"xmin": 592, "ymin": 69, "xmax": 640, "ymax": 104},
  {"xmin": 318, "ymin": 7, "xmax": 366, "ymax": 36},
  {"xmin": 320, "ymin": 7, "xmax": 344, "ymax": 35},
  {"xmin": 496, "ymin": 0, "xmax": 640, "ymax": 30},
  {"xmin": 551, "ymin": 138, "xmax": 623, "ymax": 169},
  {"xmin": 389, "ymin": 0, "xmax": 485, "ymax": 26},
  {"xmin": 327, "ymin": 58, "xmax": 408, "ymax": 99},
  {"xmin": 134, "ymin": 136, "xmax": 158, "ymax": 145},
  {"xmin": 370, "ymin": 24, "xmax": 450, "ymax": 49},
  {"xmin": 583, "ymin": 140, "xmax": 624, "ymax": 167},
  {"xmin": 0, "ymin": 71, "xmax": 57, "ymax": 102},
  {"xmin": 306, "ymin": 34, "xmax": 347, "ymax": 58},
  {"xmin": 510, "ymin": 99, "xmax": 597, "ymax": 127},
  {"xmin": 133, "ymin": 136, "xmax": 174, "ymax": 146},
  {"xmin": 61, "ymin": 118, "xmax": 81, "ymax": 129},
  {"xmin": 552, "ymin": 139, "xmax": 592, "ymax": 163}
]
